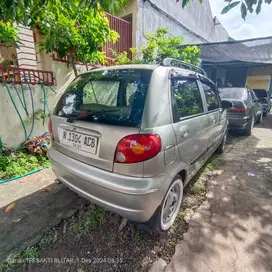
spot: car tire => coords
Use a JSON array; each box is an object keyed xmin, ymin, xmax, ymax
[
  {"xmin": 263, "ymin": 111, "xmax": 267, "ymax": 118},
  {"xmin": 256, "ymin": 112, "xmax": 263, "ymax": 124},
  {"xmin": 244, "ymin": 116, "xmax": 254, "ymax": 136},
  {"xmin": 144, "ymin": 175, "xmax": 184, "ymax": 233},
  {"xmin": 216, "ymin": 133, "xmax": 227, "ymax": 154}
]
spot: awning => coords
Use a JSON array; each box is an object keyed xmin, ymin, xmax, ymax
[{"xmin": 180, "ymin": 36, "xmax": 272, "ymax": 65}]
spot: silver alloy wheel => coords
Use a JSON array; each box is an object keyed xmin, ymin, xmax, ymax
[{"xmin": 160, "ymin": 178, "xmax": 183, "ymax": 231}]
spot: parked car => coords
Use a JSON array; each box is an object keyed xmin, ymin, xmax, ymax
[
  {"xmin": 253, "ymin": 89, "xmax": 271, "ymax": 117},
  {"xmin": 48, "ymin": 59, "xmax": 232, "ymax": 232},
  {"xmin": 219, "ymin": 87, "xmax": 263, "ymax": 135}
]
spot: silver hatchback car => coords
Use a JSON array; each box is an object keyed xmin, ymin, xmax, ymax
[{"xmin": 48, "ymin": 59, "xmax": 232, "ymax": 232}]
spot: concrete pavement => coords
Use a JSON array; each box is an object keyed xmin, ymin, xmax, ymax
[
  {"xmin": 164, "ymin": 114, "xmax": 272, "ymax": 272},
  {"xmin": 0, "ymin": 169, "xmax": 87, "ymax": 261}
]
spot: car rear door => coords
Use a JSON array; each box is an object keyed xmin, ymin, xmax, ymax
[
  {"xmin": 200, "ymin": 80, "xmax": 222, "ymax": 150},
  {"xmin": 171, "ymin": 76, "xmax": 210, "ymax": 169}
]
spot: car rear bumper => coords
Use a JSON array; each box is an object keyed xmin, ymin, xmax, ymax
[
  {"xmin": 227, "ymin": 116, "xmax": 250, "ymax": 129},
  {"xmin": 48, "ymin": 147, "xmax": 169, "ymax": 222}
]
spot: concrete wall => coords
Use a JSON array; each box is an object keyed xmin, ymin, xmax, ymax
[
  {"xmin": 0, "ymin": 61, "xmax": 88, "ymax": 149},
  {"xmin": 136, "ymin": 0, "xmax": 229, "ymax": 47},
  {"xmin": 15, "ymin": 25, "xmax": 38, "ymax": 69}
]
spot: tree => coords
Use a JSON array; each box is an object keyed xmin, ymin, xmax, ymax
[
  {"xmin": 113, "ymin": 28, "xmax": 200, "ymax": 66},
  {"xmin": 0, "ymin": 0, "xmax": 123, "ymax": 76},
  {"xmin": 0, "ymin": 0, "xmax": 126, "ymax": 22},
  {"xmin": 0, "ymin": 22, "xmax": 20, "ymax": 47},
  {"xmin": 178, "ymin": 0, "xmax": 271, "ymax": 19},
  {"xmin": 34, "ymin": 2, "xmax": 118, "ymax": 76}
]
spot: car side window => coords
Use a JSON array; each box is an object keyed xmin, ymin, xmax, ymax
[
  {"xmin": 201, "ymin": 82, "xmax": 220, "ymax": 111},
  {"xmin": 171, "ymin": 78, "xmax": 204, "ymax": 121}
]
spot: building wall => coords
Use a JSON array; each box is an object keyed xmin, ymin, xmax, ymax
[
  {"xmin": 0, "ymin": 62, "xmax": 88, "ymax": 149},
  {"xmin": 136, "ymin": 0, "xmax": 229, "ymax": 47},
  {"xmin": 15, "ymin": 25, "xmax": 38, "ymax": 69},
  {"xmin": 0, "ymin": 46, "xmax": 17, "ymax": 65},
  {"xmin": 118, "ymin": 0, "xmax": 138, "ymax": 48}
]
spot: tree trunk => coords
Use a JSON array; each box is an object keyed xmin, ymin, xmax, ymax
[{"xmin": 69, "ymin": 49, "xmax": 78, "ymax": 77}]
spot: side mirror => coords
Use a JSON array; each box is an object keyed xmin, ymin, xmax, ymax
[{"xmin": 221, "ymin": 100, "xmax": 233, "ymax": 109}]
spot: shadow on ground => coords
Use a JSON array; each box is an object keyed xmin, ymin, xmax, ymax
[{"xmin": 165, "ymin": 114, "xmax": 272, "ymax": 272}]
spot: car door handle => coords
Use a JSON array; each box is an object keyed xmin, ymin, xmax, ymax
[{"xmin": 212, "ymin": 119, "xmax": 216, "ymax": 124}]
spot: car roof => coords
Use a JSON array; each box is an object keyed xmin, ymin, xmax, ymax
[{"xmin": 81, "ymin": 64, "xmax": 207, "ymax": 78}]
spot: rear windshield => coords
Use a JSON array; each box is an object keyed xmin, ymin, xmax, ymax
[
  {"xmin": 219, "ymin": 88, "xmax": 247, "ymax": 100},
  {"xmin": 253, "ymin": 89, "xmax": 268, "ymax": 98},
  {"xmin": 54, "ymin": 69, "xmax": 152, "ymax": 127}
]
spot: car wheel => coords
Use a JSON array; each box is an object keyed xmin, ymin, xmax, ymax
[
  {"xmin": 216, "ymin": 133, "xmax": 227, "ymax": 154},
  {"xmin": 244, "ymin": 116, "xmax": 254, "ymax": 136},
  {"xmin": 256, "ymin": 112, "xmax": 263, "ymax": 124},
  {"xmin": 263, "ymin": 111, "xmax": 267, "ymax": 118},
  {"xmin": 145, "ymin": 176, "xmax": 184, "ymax": 233}
]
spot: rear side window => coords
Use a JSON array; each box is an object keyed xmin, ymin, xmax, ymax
[
  {"xmin": 55, "ymin": 69, "xmax": 152, "ymax": 127},
  {"xmin": 171, "ymin": 78, "xmax": 204, "ymax": 121},
  {"xmin": 219, "ymin": 88, "xmax": 247, "ymax": 100},
  {"xmin": 201, "ymin": 82, "xmax": 220, "ymax": 111}
]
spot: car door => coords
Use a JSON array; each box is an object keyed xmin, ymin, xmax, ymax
[
  {"xmin": 171, "ymin": 76, "xmax": 210, "ymax": 170},
  {"xmin": 200, "ymin": 80, "xmax": 222, "ymax": 150}
]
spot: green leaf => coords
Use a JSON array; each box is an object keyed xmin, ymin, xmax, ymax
[
  {"xmin": 241, "ymin": 2, "xmax": 247, "ymax": 19},
  {"xmin": 182, "ymin": 0, "xmax": 190, "ymax": 8},
  {"xmin": 221, "ymin": 1, "xmax": 241, "ymax": 14}
]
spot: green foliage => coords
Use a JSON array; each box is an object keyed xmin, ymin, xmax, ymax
[
  {"xmin": 0, "ymin": 151, "xmax": 51, "ymax": 180},
  {"xmin": 220, "ymin": 0, "xmax": 271, "ymax": 18},
  {"xmin": 0, "ymin": 1, "xmax": 124, "ymax": 74},
  {"xmin": 72, "ymin": 204, "xmax": 107, "ymax": 234},
  {"xmin": 22, "ymin": 246, "xmax": 39, "ymax": 259},
  {"xmin": 33, "ymin": 2, "xmax": 119, "ymax": 75},
  {"xmin": 114, "ymin": 28, "xmax": 200, "ymax": 66},
  {"xmin": 221, "ymin": 1, "xmax": 241, "ymax": 14},
  {"xmin": 0, "ymin": 22, "xmax": 20, "ymax": 47},
  {"xmin": 177, "ymin": 0, "xmax": 271, "ymax": 19},
  {"xmin": 0, "ymin": 0, "xmax": 126, "ymax": 23},
  {"xmin": 39, "ymin": 230, "xmax": 57, "ymax": 250}
]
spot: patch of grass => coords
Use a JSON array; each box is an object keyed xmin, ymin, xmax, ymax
[
  {"xmin": 189, "ymin": 180, "xmax": 206, "ymax": 196},
  {"xmin": 72, "ymin": 204, "xmax": 107, "ymax": 234},
  {"xmin": 22, "ymin": 246, "xmax": 39, "ymax": 259},
  {"xmin": 0, "ymin": 151, "xmax": 51, "ymax": 180},
  {"xmin": 134, "ymin": 230, "xmax": 142, "ymax": 244},
  {"xmin": 39, "ymin": 230, "xmax": 57, "ymax": 250}
]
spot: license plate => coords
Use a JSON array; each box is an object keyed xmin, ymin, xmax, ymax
[{"xmin": 61, "ymin": 130, "xmax": 98, "ymax": 154}]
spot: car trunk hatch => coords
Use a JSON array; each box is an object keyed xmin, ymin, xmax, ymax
[
  {"xmin": 51, "ymin": 116, "xmax": 139, "ymax": 172},
  {"xmin": 50, "ymin": 68, "xmax": 153, "ymax": 172}
]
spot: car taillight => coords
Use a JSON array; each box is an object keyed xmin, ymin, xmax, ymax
[
  {"xmin": 48, "ymin": 119, "xmax": 54, "ymax": 139},
  {"xmin": 230, "ymin": 108, "xmax": 248, "ymax": 113},
  {"xmin": 114, "ymin": 134, "xmax": 161, "ymax": 163}
]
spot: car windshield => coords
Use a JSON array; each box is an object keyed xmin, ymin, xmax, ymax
[
  {"xmin": 219, "ymin": 88, "xmax": 247, "ymax": 100},
  {"xmin": 54, "ymin": 69, "xmax": 153, "ymax": 127}
]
